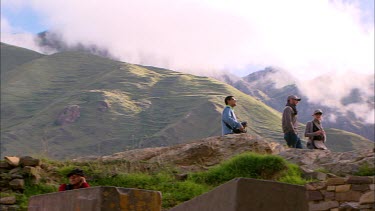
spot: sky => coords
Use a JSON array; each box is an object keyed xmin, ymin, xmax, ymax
[{"xmin": 1, "ymin": 0, "xmax": 374, "ymax": 123}]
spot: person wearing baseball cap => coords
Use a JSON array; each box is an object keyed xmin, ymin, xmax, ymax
[
  {"xmin": 304, "ymin": 109, "xmax": 328, "ymax": 150},
  {"xmin": 282, "ymin": 95, "xmax": 303, "ymax": 148},
  {"xmin": 58, "ymin": 168, "xmax": 90, "ymax": 191}
]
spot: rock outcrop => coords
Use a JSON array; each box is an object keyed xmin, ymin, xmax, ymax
[
  {"xmin": 77, "ymin": 134, "xmax": 374, "ymax": 177},
  {"xmin": 94, "ymin": 134, "xmax": 285, "ymax": 172},
  {"xmin": 278, "ymin": 148, "xmax": 374, "ymax": 176},
  {"xmin": 55, "ymin": 105, "xmax": 80, "ymax": 125}
]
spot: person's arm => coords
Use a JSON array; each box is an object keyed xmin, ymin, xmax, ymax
[
  {"xmin": 79, "ymin": 177, "xmax": 90, "ymax": 188},
  {"xmin": 282, "ymin": 107, "xmax": 296, "ymax": 134},
  {"xmin": 304, "ymin": 122, "xmax": 315, "ymax": 137},
  {"xmin": 222, "ymin": 107, "xmax": 241, "ymax": 129}
]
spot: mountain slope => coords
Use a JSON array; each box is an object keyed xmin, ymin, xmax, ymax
[
  {"xmin": 1, "ymin": 43, "xmax": 373, "ymax": 159},
  {"xmin": 1, "ymin": 43, "xmax": 44, "ymax": 77}
]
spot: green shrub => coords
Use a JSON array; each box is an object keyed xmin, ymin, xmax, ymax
[
  {"xmin": 189, "ymin": 153, "xmax": 288, "ymax": 186},
  {"xmin": 355, "ymin": 164, "xmax": 375, "ymax": 176},
  {"xmin": 18, "ymin": 179, "xmax": 57, "ymax": 209}
]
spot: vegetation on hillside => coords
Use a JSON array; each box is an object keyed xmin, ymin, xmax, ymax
[
  {"xmin": 1, "ymin": 42, "xmax": 373, "ymax": 159},
  {"xmin": 8, "ymin": 153, "xmax": 313, "ymax": 209}
]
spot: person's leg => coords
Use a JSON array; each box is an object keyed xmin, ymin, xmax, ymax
[
  {"xmin": 284, "ymin": 132, "xmax": 297, "ymax": 148},
  {"xmin": 295, "ymin": 136, "xmax": 303, "ymax": 149}
]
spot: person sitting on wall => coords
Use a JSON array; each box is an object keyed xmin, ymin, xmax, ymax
[{"xmin": 58, "ymin": 168, "xmax": 90, "ymax": 191}]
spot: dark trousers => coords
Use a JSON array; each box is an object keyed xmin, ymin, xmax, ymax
[{"xmin": 284, "ymin": 132, "xmax": 303, "ymax": 149}]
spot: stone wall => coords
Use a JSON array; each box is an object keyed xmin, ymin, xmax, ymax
[
  {"xmin": 306, "ymin": 176, "xmax": 375, "ymax": 211},
  {"xmin": 28, "ymin": 187, "xmax": 162, "ymax": 211},
  {"xmin": 0, "ymin": 156, "xmax": 43, "ymax": 210}
]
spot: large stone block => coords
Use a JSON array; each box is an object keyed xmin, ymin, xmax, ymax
[
  {"xmin": 20, "ymin": 156, "xmax": 41, "ymax": 167},
  {"xmin": 28, "ymin": 186, "xmax": 161, "ymax": 211},
  {"xmin": 359, "ymin": 191, "xmax": 375, "ymax": 205},
  {"xmin": 170, "ymin": 178, "xmax": 308, "ymax": 211},
  {"xmin": 4, "ymin": 157, "xmax": 20, "ymax": 167},
  {"xmin": 335, "ymin": 191, "xmax": 361, "ymax": 201},
  {"xmin": 308, "ymin": 200, "xmax": 338, "ymax": 211},
  {"xmin": 346, "ymin": 176, "xmax": 373, "ymax": 184}
]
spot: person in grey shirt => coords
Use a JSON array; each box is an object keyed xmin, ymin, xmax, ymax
[{"xmin": 282, "ymin": 95, "xmax": 302, "ymax": 148}]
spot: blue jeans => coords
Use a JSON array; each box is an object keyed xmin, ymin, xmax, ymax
[{"xmin": 284, "ymin": 132, "xmax": 303, "ymax": 149}]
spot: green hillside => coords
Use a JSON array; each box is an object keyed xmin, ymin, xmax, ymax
[{"xmin": 1, "ymin": 43, "xmax": 373, "ymax": 159}]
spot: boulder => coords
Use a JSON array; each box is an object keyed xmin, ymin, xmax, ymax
[
  {"xmin": 4, "ymin": 157, "xmax": 20, "ymax": 167},
  {"xmin": 98, "ymin": 134, "xmax": 284, "ymax": 172},
  {"xmin": 55, "ymin": 105, "xmax": 80, "ymax": 125},
  {"xmin": 9, "ymin": 179, "xmax": 24, "ymax": 190},
  {"xmin": 20, "ymin": 156, "xmax": 41, "ymax": 167}
]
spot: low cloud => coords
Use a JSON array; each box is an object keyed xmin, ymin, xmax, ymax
[
  {"xmin": 296, "ymin": 73, "xmax": 374, "ymax": 124},
  {"xmin": 2, "ymin": 0, "xmax": 374, "ymax": 123}
]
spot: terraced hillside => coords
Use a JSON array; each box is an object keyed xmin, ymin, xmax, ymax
[{"xmin": 1, "ymin": 43, "xmax": 372, "ymax": 159}]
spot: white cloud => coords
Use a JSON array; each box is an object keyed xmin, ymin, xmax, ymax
[
  {"xmin": 297, "ymin": 72, "xmax": 374, "ymax": 123},
  {"xmin": 1, "ymin": 0, "xmax": 374, "ymax": 123},
  {"xmin": 3, "ymin": 0, "xmax": 370, "ymax": 77}
]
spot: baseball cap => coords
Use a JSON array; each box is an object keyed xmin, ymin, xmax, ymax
[
  {"xmin": 287, "ymin": 95, "xmax": 301, "ymax": 101},
  {"xmin": 313, "ymin": 109, "xmax": 323, "ymax": 115}
]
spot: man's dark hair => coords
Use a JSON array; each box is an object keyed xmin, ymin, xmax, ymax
[
  {"xmin": 67, "ymin": 168, "xmax": 85, "ymax": 177},
  {"xmin": 225, "ymin": 96, "xmax": 234, "ymax": 105}
]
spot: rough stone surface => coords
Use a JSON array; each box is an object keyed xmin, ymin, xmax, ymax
[
  {"xmin": 335, "ymin": 184, "xmax": 351, "ymax": 193},
  {"xmin": 327, "ymin": 178, "xmax": 347, "ymax": 186},
  {"xmin": 351, "ymin": 184, "xmax": 369, "ymax": 192},
  {"xmin": 327, "ymin": 186, "xmax": 336, "ymax": 191},
  {"xmin": 9, "ymin": 179, "xmax": 24, "ymax": 190},
  {"xmin": 29, "ymin": 187, "xmax": 161, "ymax": 211},
  {"xmin": 90, "ymin": 134, "xmax": 284, "ymax": 172},
  {"xmin": 20, "ymin": 156, "xmax": 41, "ymax": 167},
  {"xmin": 307, "ymin": 191, "xmax": 324, "ymax": 201},
  {"xmin": 4, "ymin": 157, "xmax": 20, "ymax": 167},
  {"xmin": 0, "ymin": 161, "xmax": 11, "ymax": 169},
  {"xmin": 346, "ymin": 176, "xmax": 373, "ymax": 184},
  {"xmin": 308, "ymin": 201, "xmax": 339, "ymax": 211},
  {"xmin": 335, "ymin": 191, "xmax": 362, "ymax": 201},
  {"xmin": 322, "ymin": 190, "xmax": 335, "ymax": 200},
  {"xmin": 277, "ymin": 148, "xmax": 374, "ymax": 176},
  {"xmin": 305, "ymin": 182, "xmax": 326, "ymax": 191},
  {"xmin": 170, "ymin": 178, "xmax": 308, "ymax": 211},
  {"xmin": 0, "ymin": 196, "xmax": 16, "ymax": 205},
  {"xmin": 359, "ymin": 191, "xmax": 375, "ymax": 205},
  {"xmin": 338, "ymin": 202, "xmax": 359, "ymax": 210}
]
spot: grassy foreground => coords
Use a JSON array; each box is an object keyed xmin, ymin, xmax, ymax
[{"xmin": 6, "ymin": 152, "xmax": 316, "ymax": 209}]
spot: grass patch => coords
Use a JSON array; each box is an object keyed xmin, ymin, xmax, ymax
[
  {"xmin": 90, "ymin": 172, "xmax": 210, "ymax": 208},
  {"xmin": 188, "ymin": 153, "xmax": 302, "ymax": 186},
  {"xmin": 277, "ymin": 163, "xmax": 311, "ymax": 185},
  {"xmin": 15, "ymin": 152, "xmax": 311, "ymax": 209}
]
